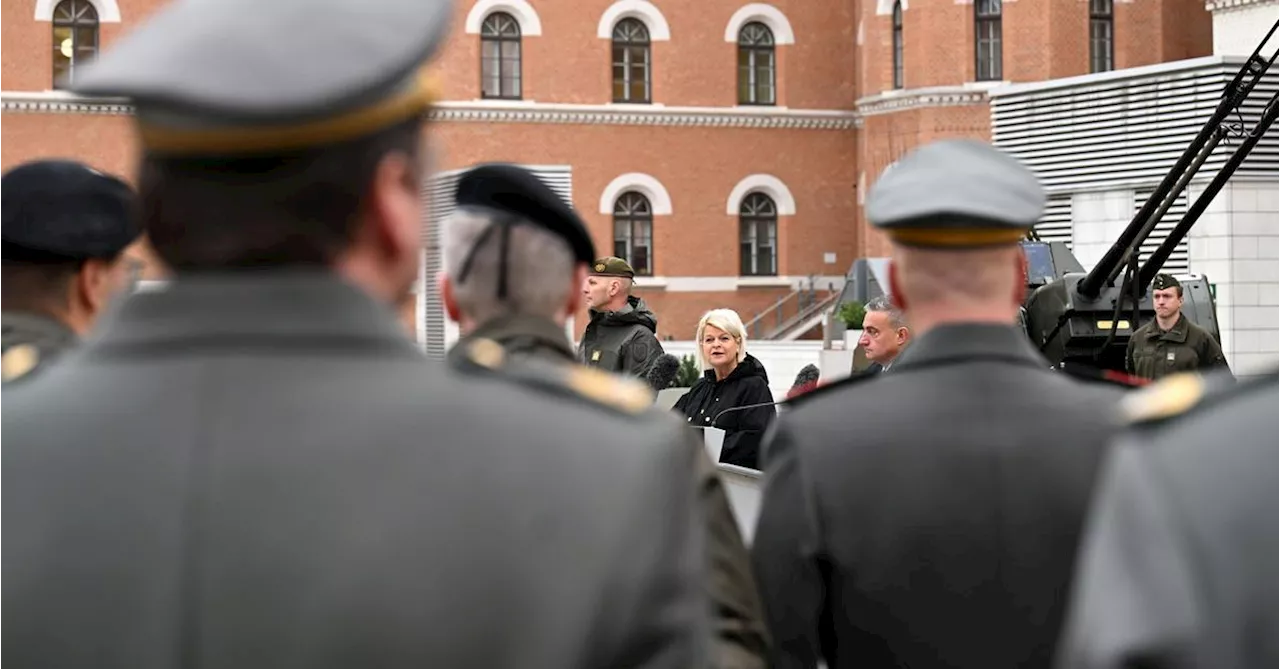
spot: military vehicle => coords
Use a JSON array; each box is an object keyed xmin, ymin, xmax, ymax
[{"xmin": 1021, "ymin": 22, "xmax": 1277, "ymax": 376}]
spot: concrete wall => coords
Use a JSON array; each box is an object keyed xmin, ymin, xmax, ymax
[{"xmin": 1210, "ymin": 0, "xmax": 1279, "ymax": 57}]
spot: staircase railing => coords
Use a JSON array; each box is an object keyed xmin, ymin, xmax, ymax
[{"xmin": 745, "ymin": 281, "xmax": 818, "ymax": 340}]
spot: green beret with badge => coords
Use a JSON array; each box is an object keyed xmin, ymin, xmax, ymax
[
  {"xmin": 1152, "ymin": 274, "xmax": 1181, "ymax": 292},
  {"xmin": 590, "ymin": 257, "xmax": 636, "ymax": 279}
]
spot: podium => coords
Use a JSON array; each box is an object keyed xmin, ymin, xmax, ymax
[{"xmin": 694, "ymin": 427, "xmax": 763, "ymax": 545}]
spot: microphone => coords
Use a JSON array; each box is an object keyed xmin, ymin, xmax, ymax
[
  {"xmin": 646, "ymin": 353, "xmax": 680, "ymax": 392},
  {"xmin": 709, "ymin": 400, "xmax": 784, "ymax": 429}
]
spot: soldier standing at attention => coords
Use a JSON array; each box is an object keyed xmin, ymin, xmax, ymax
[
  {"xmin": 1126, "ymin": 273, "xmax": 1230, "ymax": 380},
  {"xmin": 2, "ymin": 1, "xmax": 709, "ymax": 667},
  {"xmin": 578, "ymin": 257, "xmax": 665, "ymax": 377},
  {"xmin": 439, "ymin": 163, "xmax": 770, "ymax": 668},
  {"xmin": 1, "ymin": 160, "xmax": 143, "ymax": 383},
  {"xmin": 750, "ymin": 139, "xmax": 1127, "ymax": 669}
]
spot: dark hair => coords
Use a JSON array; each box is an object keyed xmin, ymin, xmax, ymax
[{"xmin": 138, "ymin": 116, "xmax": 425, "ymax": 270}]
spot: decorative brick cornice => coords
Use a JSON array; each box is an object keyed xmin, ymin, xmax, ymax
[
  {"xmin": 1, "ymin": 92, "xmax": 859, "ymax": 130},
  {"xmin": 1, "ymin": 92, "xmax": 132, "ymax": 115},
  {"xmin": 856, "ymin": 84, "xmax": 996, "ymax": 116},
  {"xmin": 1204, "ymin": 0, "xmax": 1270, "ymax": 11}
]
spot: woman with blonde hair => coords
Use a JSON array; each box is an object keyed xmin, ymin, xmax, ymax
[{"xmin": 673, "ymin": 308, "xmax": 775, "ymax": 469}]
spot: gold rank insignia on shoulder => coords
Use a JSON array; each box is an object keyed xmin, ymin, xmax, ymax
[
  {"xmin": 566, "ymin": 366, "xmax": 653, "ymax": 415},
  {"xmin": 466, "ymin": 338, "xmax": 506, "ymax": 370},
  {"xmin": 1121, "ymin": 372, "xmax": 1205, "ymax": 424},
  {"xmin": 2, "ymin": 344, "xmax": 40, "ymax": 382}
]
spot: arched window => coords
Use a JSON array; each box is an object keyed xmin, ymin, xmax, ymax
[
  {"xmin": 892, "ymin": 1, "xmax": 904, "ymax": 89},
  {"xmin": 612, "ymin": 18, "xmax": 651, "ymax": 103},
  {"xmin": 974, "ymin": 0, "xmax": 1002, "ymax": 81},
  {"xmin": 737, "ymin": 22, "xmax": 775, "ymax": 105},
  {"xmin": 1090, "ymin": 0, "xmax": 1114, "ymax": 73},
  {"xmin": 481, "ymin": 12, "xmax": 522, "ymax": 99},
  {"xmin": 614, "ymin": 192, "xmax": 653, "ymax": 275},
  {"xmin": 52, "ymin": 0, "xmax": 98, "ymax": 89},
  {"xmin": 739, "ymin": 193, "xmax": 777, "ymax": 276}
]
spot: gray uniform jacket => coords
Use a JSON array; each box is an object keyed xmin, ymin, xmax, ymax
[
  {"xmin": 1, "ymin": 310, "xmax": 78, "ymax": 384},
  {"xmin": 1056, "ymin": 370, "xmax": 1278, "ymax": 669},
  {"xmin": 451, "ymin": 313, "xmax": 771, "ymax": 669},
  {"xmin": 578, "ymin": 295, "xmax": 664, "ymax": 378},
  {"xmin": 2, "ymin": 272, "xmax": 707, "ymax": 669},
  {"xmin": 751, "ymin": 324, "xmax": 1126, "ymax": 669}
]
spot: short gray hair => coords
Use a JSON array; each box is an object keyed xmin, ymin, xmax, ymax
[
  {"xmin": 441, "ymin": 207, "xmax": 576, "ymax": 324},
  {"xmin": 865, "ymin": 295, "xmax": 906, "ymax": 329}
]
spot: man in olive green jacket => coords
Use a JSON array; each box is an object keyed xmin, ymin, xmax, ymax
[
  {"xmin": 439, "ymin": 164, "xmax": 771, "ymax": 669},
  {"xmin": 1126, "ymin": 274, "xmax": 1230, "ymax": 381}
]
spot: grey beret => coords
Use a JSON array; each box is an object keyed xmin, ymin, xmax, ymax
[
  {"xmin": 867, "ymin": 139, "xmax": 1046, "ymax": 247},
  {"xmin": 71, "ymin": 0, "xmax": 454, "ymax": 156}
]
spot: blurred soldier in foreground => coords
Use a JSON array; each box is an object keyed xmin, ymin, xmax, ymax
[
  {"xmin": 439, "ymin": 163, "xmax": 770, "ymax": 668},
  {"xmin": 1056, "ymin": 369, "xmax": 1278, "ymax": 669},
  {"xmin": 751, "ymin": 139, "xmax": 1126, "ymax": 669},
  {"xmin": 1126, "ymin": 273, "xmax": 1230, "ymax": 381},
  {"xmin": 579, "ymin": 256, "xmax": 664, "ymax": 377},
  {"xmin": 2, "ymin": 2, "xmax": 707, "ymax": 668},
  {"xmin": 1, "ymin": 160, "xmax": 142, "ymax": 383}
]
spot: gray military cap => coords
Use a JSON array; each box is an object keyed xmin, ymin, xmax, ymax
[
  {"xmin": 867, "ymin": 139, "xmax": 1045, "ymax": 248},
  {"xmin": 71, "ymin": 0, "xmax": 454, "ymax": 157}
]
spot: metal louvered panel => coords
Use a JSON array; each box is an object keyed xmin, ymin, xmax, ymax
[
  {"xmin": 418, "ymin": 165, "xmax": 574, "ymax": 358},
  {"xmin": 1133, "ymin": 188, "xmax": 1190, "ymax": 275},
  {"xmin": 992, "ymin": 57, "xmax": 1278, "ymax": 192},
  {"xmin": 1034, "ymin": 195, "xmax": 1074, "ymax": 246}
]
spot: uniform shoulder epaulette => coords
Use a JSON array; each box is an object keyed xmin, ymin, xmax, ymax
[
  {"xmin": 1, "ymin": 344, "xmax": 42, "ymax": 383},
  {"xmin": 782, "ymin": 369, "xmax": 878, "ymax": 408},
  {"xmin": 1121, "ymin": 370, "xmax": 1276, "ymax": 427},
  {"xmin": 458, "ymin": 337, "xmax": 654, "ymax": 416}
]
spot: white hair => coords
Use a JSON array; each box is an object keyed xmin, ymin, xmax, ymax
[
  {"xmin": 441, "ymin": 207, "xmax": 576, "ymax": 324},
  {"xmin": 694, "ymin": 308, "xmax": 749, "ymax": 369}
]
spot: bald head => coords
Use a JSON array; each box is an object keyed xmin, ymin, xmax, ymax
[{"xmin": 888, "ymin": 244, "xmax": 1027, "ymax": 335}]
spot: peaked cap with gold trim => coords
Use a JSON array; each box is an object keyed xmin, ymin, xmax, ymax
[
  {"xmin": 70, "ymin": 0, "xmax": 453, "ymax": 157},
  {"xmin": 868, "ymin": 139, "xmax": 1045, "ymax": 248}
]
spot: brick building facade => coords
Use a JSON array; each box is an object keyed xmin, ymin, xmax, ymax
[{"xmin": 1, "ymin": 0, "xmax": 1213, "ymax": 341}]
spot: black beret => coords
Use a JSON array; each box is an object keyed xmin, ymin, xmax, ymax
[
  {"xmin": 2, "ymin": 160, "xmax": 140, "ymax": 262},
  {"xmin": 868, "ymin": 139, "xmax": 1045, "ymax": 248},
  {"xmin": 454, "ymin": 163, "xmax": 595, "ymax": 264}
]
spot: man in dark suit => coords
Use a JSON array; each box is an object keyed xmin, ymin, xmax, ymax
[
  {"xmin": 751, "ymin": 139, "xmax": 1126, "ymax": 669},
  {"xmin": 2, "ymin": 1, "xmax": 708, "ymax": 668}
]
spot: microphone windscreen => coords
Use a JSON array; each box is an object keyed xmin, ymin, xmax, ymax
[{"xmin": 647, "ymin": 353, "xmax": 681, "ymax": 391}]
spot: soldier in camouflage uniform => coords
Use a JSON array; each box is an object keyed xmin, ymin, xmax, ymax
[
  {"xmin": 1, "ymin": 160, "xmax": 142, "ymax": 384},
  {"xmin": 1126, "ymin": 274, "xmax": 1230, "ymax": 381}
]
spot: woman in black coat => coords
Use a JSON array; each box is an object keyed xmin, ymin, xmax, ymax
[{"xmin": 673, "ymin": 309, "xmax": 776, "ymax": 470}]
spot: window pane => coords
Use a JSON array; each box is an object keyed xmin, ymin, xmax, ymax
[
  {"xmin": 614, "ymin": 240, "xmax": 628, "ymax": 259},
  {"xmin": 633, "ymin": 246, "xmax": 650, "ymax": 275},
  {"xmin": 501, "ymin": 40, "xmax": 519, "ymax": 59},
  {"xmin": 75, "ymin": 25, "xmax": 97, "ymax": 48},
  {"xmin": 741, "ymin": 242, "xmax": 754, "ymax": 275}
]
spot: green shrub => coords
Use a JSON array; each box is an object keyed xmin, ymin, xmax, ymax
[
  {"xmin": 675, "ymin": 354, "xmax": 701, "ymax": 387},
  {"xmin": 836, "ymin": 300, "xmax": 866, "ymax": 329}
]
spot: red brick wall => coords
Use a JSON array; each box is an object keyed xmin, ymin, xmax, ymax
[{"xmin": 856, "ymin": 0, "xmax": 1213, "ymax": 98}]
